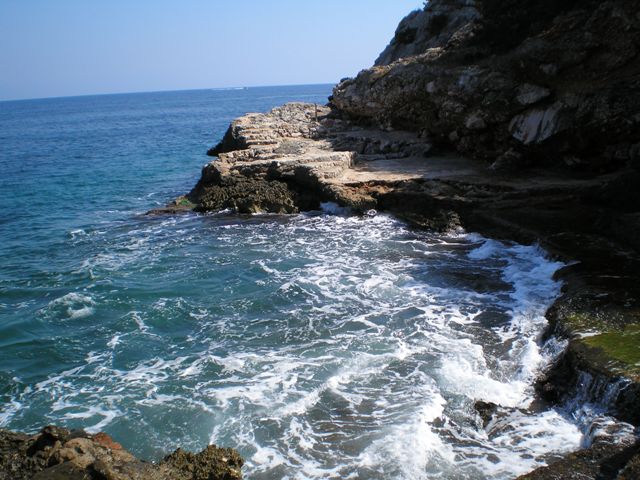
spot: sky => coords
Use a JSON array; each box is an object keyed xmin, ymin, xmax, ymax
[{"xmin": 0, "ymin": 0, "xmax": 423, "ymax": 101}]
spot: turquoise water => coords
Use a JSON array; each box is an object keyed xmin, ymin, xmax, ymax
[{"xmin": 0, "ymin": 86, "xmax": 587, "ymax": 479}]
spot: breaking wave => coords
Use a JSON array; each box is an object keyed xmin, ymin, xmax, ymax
[{"xmin": 2, "ymin": 209, "xmax": 626, "ymax": 479}]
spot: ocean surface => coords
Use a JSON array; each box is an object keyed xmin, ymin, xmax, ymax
[{"xmin": 0, "ymin": 85, "xmax": 603, "ymax": 479}]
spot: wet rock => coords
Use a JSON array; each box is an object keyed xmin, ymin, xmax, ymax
[
  {"xmin": 518, "ymin": 441, "xmax": 640, "ymax": 480},
  {"xmin": 474, "ymin": 400, "xmax": 498, "ymax": 427}
]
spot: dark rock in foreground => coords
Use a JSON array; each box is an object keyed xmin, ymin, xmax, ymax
[
  {"xmin": 0, "ymin": 426, "xmax": 243, "ymax": 480},
  {"xmin": 520, "ymin": 440, "xmax": 640, "ymax": 480}
]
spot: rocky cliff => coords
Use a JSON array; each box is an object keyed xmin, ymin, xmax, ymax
[{"xmin": 333, "ymin": 0, "xmax": 640, "ymax": 172}]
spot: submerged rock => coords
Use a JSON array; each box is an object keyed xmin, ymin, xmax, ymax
[{"xmin": 0, "ymin": 426, "xmax": 243, "ymax": 480}]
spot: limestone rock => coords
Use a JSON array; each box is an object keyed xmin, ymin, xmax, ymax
[
  {"xmin": 375, "ymin": 0, "xmax": 481, "ymax": 66},
  {"xmin": 332, "ymin": 0, "xmax": 640, "ymax": 167}
]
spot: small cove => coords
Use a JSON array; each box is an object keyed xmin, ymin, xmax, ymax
[{"xmin": 0, "ymin": 86, "xmax": 627, "ymax": 479}]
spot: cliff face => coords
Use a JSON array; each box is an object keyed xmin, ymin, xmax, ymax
[
  {"xmin": 374, "ymin": 1, "xmax": 480, "ymax": 66},
  {"xmin": 333, "ymin": 0, "xmax": 640, "ymax": 172}
]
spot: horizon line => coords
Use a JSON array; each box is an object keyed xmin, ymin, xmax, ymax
[{"xmin": 0, "ymin": 81, "xmax": 338, "ymax": 104}]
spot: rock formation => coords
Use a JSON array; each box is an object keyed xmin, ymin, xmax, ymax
[
  {"xmin": 166, "ymin": 0, "xmax": 640, "ymax": 477},
  {"xmin": 332, "ymin": 0, "xmax": 640, "ymax": 171},
  {"xmin": 0, "ymin": 426, "xmax": 243, "ymax": 480}
]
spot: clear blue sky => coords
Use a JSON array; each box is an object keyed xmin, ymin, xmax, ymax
[{"xmin": 0, "ymin": 0, "xmax": 423, "ymax": 101}]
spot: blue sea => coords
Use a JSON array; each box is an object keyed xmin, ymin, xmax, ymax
[{"xmin": 0, "ymin": 85, "xmax": 595, "ymax": 479}]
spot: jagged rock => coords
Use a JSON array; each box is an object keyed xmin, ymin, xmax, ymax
[
  {"xmin": 332, "ymin": 0, "xmax": 640, "ymax": 167},
  {"xmin": 184, "ymin": 102, "xmax": 465, "ymax": 214},
  {"xmin": 518, "ymin": 441, "xmax": 640, "ymax": 480},
  {"xmin": 187, "ymin": 103, "xmax": 361, "ymax": 213},
  {"xmin": 0, "ymin": 427, "xmax": 243, "ymax": 480},
  {"xmin": 375, "ymin": 1, "xmax": 481, "ymax": 66}
]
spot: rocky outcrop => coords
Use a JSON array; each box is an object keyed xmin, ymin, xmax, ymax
[
  {"xmin": 374, "ymin": 1, "xmax": 481, "ymax": 66},
  {"xmin": 0, "ymin": 426, "xmax": 243, "ymax": 480},
  {"xmin": 332, "ymin": 0, "xmax": 640, "ymax": 171},
  {"xmin": 180, "ymin": 102, "xmax": 444, "ymax": 215},
  {"xmin": 188, "ymin": 103, "xmax": 355, "ymax": 214}
]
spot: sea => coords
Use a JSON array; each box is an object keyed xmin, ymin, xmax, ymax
[{"xmin": 0, "ymin": 85, "xmax": 615, "ymax": 479}]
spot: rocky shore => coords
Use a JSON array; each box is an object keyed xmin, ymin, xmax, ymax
[
  {"xmin": 163, "ymin": 0, "xmax": 640, "ymax": 477},
  {"xmin": 0, "ymin": 426, "xmax": 242, "ymax": 480},
  {"xmin": 5, "ymin": 1, "xmax": 637, "ymax": 479}
]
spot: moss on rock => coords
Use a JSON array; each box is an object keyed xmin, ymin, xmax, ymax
[{"xmin": 582, "ymin": 324, "xmax": 640, "ymax": 379}]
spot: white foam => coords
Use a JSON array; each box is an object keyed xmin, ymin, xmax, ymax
[
  {"xmin": 48, "ymin": 292, "xmax": 96, "ymax": 319},
  {"xmin": 63, "ymin": 405, "xmax": 120, "ymax": 433},
  {"xmin": 356, "ymin": 396, "xmax": 454, "ymax": 479},
  {"xmin": 6, "ymin": 214, "xmax": 599, "ymax": 479},
  {"xmin": 468, "ymin": 238, "xmax": 504, "ymax": 260},
  {"xmin": 107, "ymin": 335, "xmax": 121, "ymax": 349},
  {"xmin": 319, "ymin": 202, "xmax": 351, "ymax": 215},
  {"xmin": 0, "ymin": 400, "xmax": 23, "ymax": 427},
  {"xmin": 68, "ymin": 305, "xmax": 94, "ymax": 319},
  {"xmin": 69, "ymin": 228, "xmax": 86, "ymax": 239}
]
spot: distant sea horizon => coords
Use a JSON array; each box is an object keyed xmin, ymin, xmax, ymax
[{"xmin": 0, "ymin": 82, "xmax": 337, "ymax": 104}]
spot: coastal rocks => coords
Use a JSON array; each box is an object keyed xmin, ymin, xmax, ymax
[
  {"xmin": 374, "ymin": 0, "xmax": 481, "ymax": 66},
  {"xmin": 175, "ymin": 0, "xmax": 640, "ymax": 476},
  {"xmin": 535, "ymin": 251, "xmax": 640, "ymax": 425},
  {"xmin": 0, "ymin": 426, "xmax": 243, "ymax": 480},
  {"xmin": 519, "ymin": 441, "xmax": 640, "ymax": 480},
  {"xmin": 188, "ymin": 102, "xmax": 463, "ymax": 215},
  {"xmin": 474, "ymin": 400, "xmax": 498, "ymax": 428},
  {"xmin": 187, "ymin": 103, "xmax": 359, "ymax": 214},
  {"xmin": 331, "ymin": 0, "xmax": 640, "ymax": 168}
]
